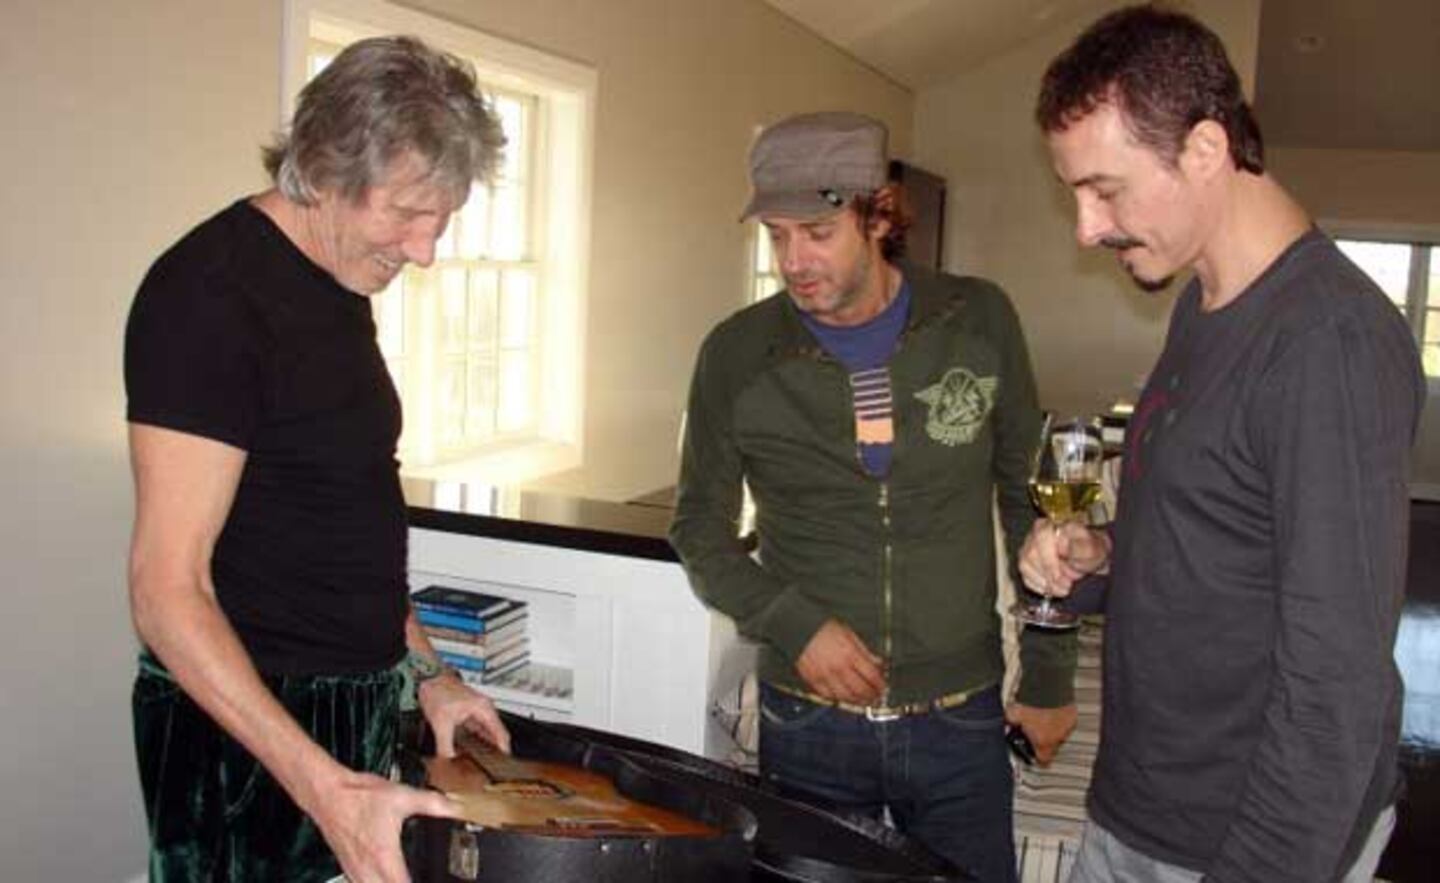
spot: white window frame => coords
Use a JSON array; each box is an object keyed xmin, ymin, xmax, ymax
[{"xmin": 281, "ymin": 0, "xmax": 595, "ymax": 483}]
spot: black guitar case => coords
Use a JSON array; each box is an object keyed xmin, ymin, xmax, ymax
[
  {"xmin": 399, "ymin": 712, "xmax": 756, "ymax": 882},
  {"xmin": 526, "ymin": 716, "xmax": 973, "ymax": 882}
]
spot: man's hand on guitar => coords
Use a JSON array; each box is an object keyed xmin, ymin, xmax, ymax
[
  {"xmin": 306, "ymin": 769, "xmax": 461, "ymax": 883},
  {"xmin": 418, "ymin": 673, "xmax": 511, "ymax": 758},
  {"xmin": 796, "ymin": 619, "xmax": 886, "ymax": 705}
]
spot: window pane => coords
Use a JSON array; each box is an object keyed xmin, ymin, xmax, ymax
[
  {"xmin": 751, "ymin": 224, "xmax": 785, "ymax": 303},
  {"xmin": 465, "ymin": 357, "xmax": 497, "ymax": 441},
  {"xmin": 373, "ymin": 275, "xmax": 405, "ymax": 358},
  {"xmin": 436, "ymin": 357, "xmax": 466, "ymax": 447},
  {"xmin": 491, "ymin": 185, "xmax": 525, "ymax": 260},
  {"xmin": 1429, "ymin": 244, "xmax": 1439, "ymax": 304},
  {"xmin": 440, "ymin": 267, "xmax": 468, "ymax": 355},
  {"xmin": 1424, "ymin": 310, "xmax": 1440, "ymax": 378},
  {"xmin": 755, "ymin": 225, "xmax": 774, "ymax": 273},
  {"xmin": 500, "ymin": 271, "xmax": 535, "ymax": 349},
  {"xmin": 498, "ymin": 350, "xmax": 533, "ymax": 431},
  {"xmin": 468, "ymin": 269, "xmax": 499, "ymax": 343},
  {"xmin": 390, "ymin": 360, "xmax": 412, "ymax": 449},
  {"xmin": 494, "ymin": 95, "xmax": 526, "ymax": 184},
  {"xmin": 307, "ymin": 54, "xmax": 334, "ymax": 78},
  {"xmin": 1336, "ymin": 240, "xmax": 1412, "ymax": 308},
  {"xmin": 456, "ymin": 189, "xmax": 490, "ymax": 260},
  {"xmin": 466, "ymin": 269, "xmax": 500, "ymax": 440},
  {"xmin": 434, "ymin": 213, "xmax": 458, "ymax": 261},
  {"xmin": 1425, "ymin": 247, "xmax": 1439, "ymax": 377}
]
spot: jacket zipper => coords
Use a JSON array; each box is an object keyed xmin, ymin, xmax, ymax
[
  {"xmin": 876, "ymin": 310, "xmax": 912, "ymax": 707},
  {"xmin": 879, "ymin": 480, "xmax": 893, "ymax": 706},
  {"xmin": 806, "ymin": 326, "xmax": 909, "ymax": 706}
]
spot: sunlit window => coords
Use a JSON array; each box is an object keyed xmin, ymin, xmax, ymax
[
  {"xmin": 751, "ymin": 225, "xmax": 784, "ymax": 303},
  {"xmin": 1427, "ymin": 260, "xmax": 1440, "ymax": 378},
  {"xmin": 288, "ymin": 1, "xmax": 594, "ymax": 479},
  {"xmin": 1336, "ymin": 238, "xmax": 1439, "ymax": 377}
]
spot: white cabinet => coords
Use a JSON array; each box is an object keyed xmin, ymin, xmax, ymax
[{"xmin": 408, "ymin": 525, "xmax": 755, "ymax": 760}]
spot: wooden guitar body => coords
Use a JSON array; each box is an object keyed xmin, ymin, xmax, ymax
[
  {"xmin": 406, "ymin": 716, "xmax": 755, "ymax": 882},
  {"xmin": 424, "ymin": 729, "xmax": 718, "ymax": 838}
]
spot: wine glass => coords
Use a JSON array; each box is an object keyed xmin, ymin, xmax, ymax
[{"xmin": 1018, "ymin": 415, "xmax": 1103, "ymax": 630}]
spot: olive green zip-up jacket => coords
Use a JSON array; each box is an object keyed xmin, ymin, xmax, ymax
[{"xmin": 670, "ymin": 263, "xmax": 1076, "ymax": 707}]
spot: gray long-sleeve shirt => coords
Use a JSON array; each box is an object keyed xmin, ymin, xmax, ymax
[{"xmin": 1086, "ymin": 230, "xmax": 1425, "ymax": 882}]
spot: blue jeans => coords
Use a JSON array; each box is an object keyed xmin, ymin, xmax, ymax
[{"xmin": 759, "ymin": 682, "xmax": 1017, "ymax": 883}]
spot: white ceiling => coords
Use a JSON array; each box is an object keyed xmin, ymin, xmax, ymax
[
  {"xmin": 761, "ymin": 0, "xmax": 1117, "ymax": 88},
  {"xmin": 761, "ymin": 0, "xmax": 1440, "ymax": 152}
]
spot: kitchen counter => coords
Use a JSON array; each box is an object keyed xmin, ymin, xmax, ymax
[{"xmin": 401, "ymin": 478, "xmax": 677, "ymax": 562}]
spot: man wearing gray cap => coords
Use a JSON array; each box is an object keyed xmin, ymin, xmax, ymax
[{"xmin": 670, "ymin": 112, "xmax": 1078, "ymax": 881}]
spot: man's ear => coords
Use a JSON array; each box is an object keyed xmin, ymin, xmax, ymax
[
  {"xmin": 865, "ymin": 184, "xmax": 897, "ymax": 241},
  {"xmin": 1181, "ymin": 120, "xmax": 1229, "ymax": 180}
]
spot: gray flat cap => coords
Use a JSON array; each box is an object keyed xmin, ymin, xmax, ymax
[{"xmin": 740, "ymin": 111, "xmax": 888, "ymax": 221}]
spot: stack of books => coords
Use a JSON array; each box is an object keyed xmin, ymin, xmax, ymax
[{"xmin": 413, "ymin": 585, "xmax": 530, "ymax": 687}]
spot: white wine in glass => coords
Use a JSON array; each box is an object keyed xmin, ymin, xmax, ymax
[
  {"xmin": 1019, "ymin": 416, "xmax": 1103, "ymax": 630},
  {"xmin": 1028, "ymin": 478, "xmax": 1102, "ymax": 522}
]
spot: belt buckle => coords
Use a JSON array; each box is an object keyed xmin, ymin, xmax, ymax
[{"xmin": 864, "ymin": 704, "xmax": 902, "ymax": 723}]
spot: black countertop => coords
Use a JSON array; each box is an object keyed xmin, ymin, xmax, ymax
[{"xmin": 401, "ymin": 478, "xmax": 680, "ymax": 562}]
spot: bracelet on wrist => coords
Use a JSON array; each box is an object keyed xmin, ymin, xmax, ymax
[{"xmin": 404, "ymin": 650, "xmax": 457, "ymax": 687}]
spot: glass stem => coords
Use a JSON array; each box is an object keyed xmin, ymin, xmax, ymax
[{"xmin": 1046, "ymin": 518, "xmax": 1065, "ymax": 602}]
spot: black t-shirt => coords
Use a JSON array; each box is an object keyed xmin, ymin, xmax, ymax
[
  {"xmin": 1089, "ymin": 229, "xmax": 1426, "ymax": 881},
  {"xmin": 125, "ymin": 199, "xmax": 408, "ymax": 675}
]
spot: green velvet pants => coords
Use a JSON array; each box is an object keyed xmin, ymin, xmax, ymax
[{"xmin": 132, "ymin": 653, "xmax": 402, "ymax": 882}]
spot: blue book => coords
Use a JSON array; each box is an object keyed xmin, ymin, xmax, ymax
[
  {"xmin": 438, "ymin": 645, "xmax": 529, "ymax": 673},
  {"xmin": 457, "ymin": 655, "xmax": 533, "ymax": 686},
  {"xmin": 412, "ymin": 585, "xmax": 522, "ymax": 620},
  {"xmin": 416, "ymin": 605, "xmax": 526, "ymax": 634}
]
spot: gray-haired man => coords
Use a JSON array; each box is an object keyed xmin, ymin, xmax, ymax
[
  {"xmin": 125, "ymin": 36, "xmax": 508, "ymax": 883},
  {"xmin": 671, "ymin": 112, "xmax": 1078, "ymax": 882}
]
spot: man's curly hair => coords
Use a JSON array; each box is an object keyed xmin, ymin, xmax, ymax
[{"xmin": 1036, "ymin": 4, "xmax": 1264, "ymax": 174}]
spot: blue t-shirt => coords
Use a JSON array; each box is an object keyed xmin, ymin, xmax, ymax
[{"xmin": 800, "ymin": 280, "xmax": 911, "ymax": 476}]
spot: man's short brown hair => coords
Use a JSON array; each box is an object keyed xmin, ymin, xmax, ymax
[{"xmin": 1036, "ymin": 4, "xmax": 1264, "ymax": 174}]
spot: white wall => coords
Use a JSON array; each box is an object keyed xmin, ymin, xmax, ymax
[
  {"xmin": 1273, "ymin": 147, "xmax": 1440, "ymax": 233},
  {"xmin": 0, "ymin": 1, "xmax": 910, "ymax": 878},
  {"xmin": 0, "ymin": 2, "xmax": 279, "ymax": 878},
  {"xmin": 912, "ymin": 0, "xmax": 1260, "ymax": 418}
]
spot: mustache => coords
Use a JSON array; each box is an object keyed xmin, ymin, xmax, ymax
[{"xmin": 1100, "ymin": 235, "xmax": 1145, "ymax": 250}]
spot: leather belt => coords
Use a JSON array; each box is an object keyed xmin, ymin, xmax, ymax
[{"xmin": 770, "ymin": 682, "xmax": 975, "ymax": 723}]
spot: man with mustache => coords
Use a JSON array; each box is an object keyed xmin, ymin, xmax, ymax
[
  {"xmin": 124, "ymin": 36, "xmax": 510, "ymax": 883},
  {"xmin": 670, "ymin": 111, "xmax": 1076, "ymax": 882},
  {"xmin": 1021, "ymin": 6, "xmax": 1425, "ymax": 881}
]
